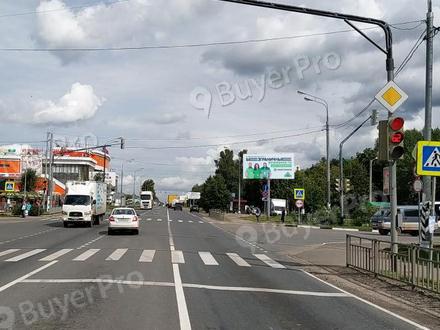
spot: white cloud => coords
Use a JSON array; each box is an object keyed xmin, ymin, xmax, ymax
[
  {"xmin": 32, "ymin": 83, "xmax": 104, "ymax": 125},
  {"xmin": 157, "ymin": 176, "xmax": 193, "ymax": 190},
  {"xmin": 123, "ymin": 175, "xmax": 134, "ymax": 186},
  {"xmin": 153, "ymin": 112, "xmax": 186, "ymax": 125}
]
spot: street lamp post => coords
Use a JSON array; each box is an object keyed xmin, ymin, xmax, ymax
[
  {"xmin": 369, "ymin": 158, "xmax": 378, "ymax": 203},
  {"xmin": 298, "ymin": 91, "xmax": 330, "ymax": 210}
]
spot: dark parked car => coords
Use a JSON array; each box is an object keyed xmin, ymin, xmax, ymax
[{"xmin": 190, "ymin": 205, "xmax": 199, "ymax": 212}]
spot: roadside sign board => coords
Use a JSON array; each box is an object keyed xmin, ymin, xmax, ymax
[
  {"xmin": 294, "ymin": 188, "xmax": 305, "ymax": 200},
  {"xmin": 417, "ymin": 141, "xmax": 440, "ymax": 176},
  {"xmin": 5, "ymin": 182, "xmax": 15, "ymax": 192},
  {"xmin": 295, "ymin": 200, "xmax": 304, "ymax": 208},
  {"xmin": 375, "ymin": 81, "xmax": 408, "ymax": 113},
  {"xmin": 383, "ymin": 167, "xmax": 390, "ymax": 196}
]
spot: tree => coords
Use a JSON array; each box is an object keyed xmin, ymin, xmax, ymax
[
  {"xmin": 93, "ymin": 173, "xmax": 104, "ymax": 181},
  {"xmin": 141, "ymin": 179, "xmax": 156, "ymax": 199},
  {"xmin": 191, "ymin": 184, "xmax": 203, "ymax": 192},
  {"xmin": 215, "ymin": 149, "xmax": 239, "ymax": 195},
  {"xmin": 20, "ymin": 169, "xmax": 37, "ymax": 192},
  {"xmin": 199, "ymin": 175, "xmax": 230, "ymax": 212}
]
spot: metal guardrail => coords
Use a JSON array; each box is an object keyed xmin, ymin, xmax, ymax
[
  {"xmin": 346, "ymin": 234, "xmax": 440, "ymax": 293},
  {"xmin": 209, "ymin": 209, "xmax": 225, "ymax": 221}
]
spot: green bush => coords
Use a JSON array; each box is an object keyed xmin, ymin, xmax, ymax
[
  {"xmin": 12, "ymin": 204, "xmax": 22, "ymax": 216},
  {"xmin": 29, "ymin": 206, "xmax": 43, "ymax": 216},
  {"xmin": 350, "ymin": 202, "xmax": 377, "ymax": 226}
]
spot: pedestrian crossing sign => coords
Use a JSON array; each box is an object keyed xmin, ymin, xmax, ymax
[
  {"xmin": 5, "ymin": 182, "xmax": 15, "ymax": 192},
  {"xmin": 417, "ymin": 141, "xmax": 440, "ymax": 176},
  {"xmin": 294, "ymin": 188, "xmax": 305, "ymax": 200}
]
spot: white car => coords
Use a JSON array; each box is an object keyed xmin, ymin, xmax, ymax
[{"xmin": 108, "ymin": 208, "xmax": 139, "ymax": 235}]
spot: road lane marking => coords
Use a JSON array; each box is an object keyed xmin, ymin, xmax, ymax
[
  {"xmin": 0, "ymin": 228, "xmax": 59, "ymax": 245},
  {"xmin": 139, "ymin": 250, "xmax": 156, "ymax": 262},
  {"xmin": 178, "ymin": 220, "xmax": 183, "ymax": 223},
  {"xmin": 157, "ymin": 219, "xmax": 162, "ymax": 222},
  {"xmin": 188, "ymin": 220, "xmax": 193, "ymax": 223},
  {"xmin": 0, "ymin": 249, "xmax": 20, "ymax": 257},
  {"xmin": 76, "ymin": 235, "xmax": 104, "ymax": 249},
  {"xmin": 147, "ymin": 218, "xmax": 152, "ymax": 221},
  {"xmin": 0, "ymin": 261, "xmax": 57, "ymax": 293},
  {"xmin": 172, "ymin": 250, "xmax": 185, "ymax": 264},
  {"xmin": 106, "ymin": 248, "xmax": 128, "ymax": 261},
  {"xmin": 198, "ymin": 221, "xmax": 204, "ymax": 224},
  {"xmin": 173, "ymin": 264, "xmax": 192, "ymax": 330},
  {"xmin": 301, "ymin": 270, "xmax": 429, "ymax": 330},
  {"xmin": 5, "ymin": 249, "xmax": 46, "ymax": 262},
  {"xmin": 167, "ymin": 208, "xmax": 192, "ymax": 330},
  {"xmin": 22, "ymin": 279, "xmax": 174, "ymax": 287},
  {"xmin": 226, "ymin": 253, "xmax": 251, "ymax": 267},
  {"xmin": 254, "ymin": 254, "xmax": 286, "ymax": 269},
  {"xmin": 39, "ymin": 249, "xmax": 73, "ymax": 261},
  {"xmin": 198, "ymin": 252, "xmax": 218, "ymax": 266},
  {"xmin": 182, "ymin": 283, "xmax": 350, "ymax": 297},
  {"xmin": 73, "ymin": 249, "xmax": 100, "ymax": 261}
]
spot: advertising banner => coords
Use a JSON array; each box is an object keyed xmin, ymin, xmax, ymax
[{"xmin": 243, "ymin": 154, "xmax": 295, "ymax": 180}]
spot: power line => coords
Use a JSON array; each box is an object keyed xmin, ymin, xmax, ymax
[
  {"xmin": 126, "ymin": 128, "xmax": 325, "ymax": 150},
  {"xmin": 395, "ymin": 29, "xmax": 427, "ymax": 76},
  {"xmin": 0, "ymin": 19, "xmax": 424, "ymax": 52},
  {"xmin": 0, "ymin": 0, "xmax": 129, "ymax": 19}
]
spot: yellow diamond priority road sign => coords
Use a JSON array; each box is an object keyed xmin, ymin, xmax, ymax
[{"xmin": 375, "ymin": 81, "xmax": 408, "ymax": 113}]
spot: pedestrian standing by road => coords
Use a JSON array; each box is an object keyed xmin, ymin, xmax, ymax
[
  {"xmin": 21, "ymin": 201, "xmax": 27, "ymax": 218},
  {"xmin": 281, "ymin": 209, "xmax": 285, "ymax": 223}
]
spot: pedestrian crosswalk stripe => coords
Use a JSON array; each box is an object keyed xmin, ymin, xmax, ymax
[
  {"xmin": 178, "ymin": 220, "xmax": 183, "ymax": 223},
  {"xmin": 157, "ymin": 219, "xmax": 162, "ymax": 222},
  {"xmin": 172, "ymin": 250, "xmax": 185, "ymax": 264},
  {"xmin": 188, "ymin": 220, "xmax": 193, "ymax": 223},
  {"xmin": 147, "ymin": 218, "xmax": 152, "ymax": 221},
  {"xmin": 0, "ymin": 249, "xmax": 20, "ymax": 257},
  {"xmin": 226, "ymin": 253, "xmax": 251, "ymax": 267},
  {"xmin": 5, "ymin": 249, "xmax": 46, "ymax": 262},
  {"xmin": 198, "ymin": 252, "xmax": 218, "ymax": 265},
  {"xmin": 39, "ymin": 249, "xmax": 73, "ymax": 261},
  {"xmin": 139, "ymin": 250, "xmax": 156, "ymax": 262},
  {"xmin": 106, "ymin": 248, "xmax": 128, "ymax": 261},
  {"xmin": 254, "ymin": 254, "xmax": 286, "ymax": 269},
  {"xmin": 198, "ymin": 221, "xmax": 204, "ymax": 224},
  {"xmin": 73, "ymin": 249, "xmax": 100, "ymax": 261},
  {"xmin": 168, "ymin": 219, "xmax": 173, "ymax": 222}
]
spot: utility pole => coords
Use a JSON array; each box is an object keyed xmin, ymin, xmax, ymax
[
  {"xmin": 369, "ymin": 158, "xmax": 377, "ymax": 203},
  {"xmin": 120, "ymin": 163, "xmax": 124, "ymax": 195},
  {"xmin": 42, "ymin": 132, "xmax": 49, "ymax": 210},
  {"xmin": 423, "ymin": 0, "xmax": 434, "ymax": 246},
  {"xmin": 267, "ymin": 178, "xmax": 271, "ymax": 219},
  {"xmin": 47, "ymin": 132, "xmax": 54, "ymax": 211},
  {"xmin": 238, "ymin": 152, "xmax": 242, "ymax": 214}
]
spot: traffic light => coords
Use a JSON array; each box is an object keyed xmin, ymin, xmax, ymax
[
  {"xmin": 335, "ymin": 179, "xmax": 341, "ymax": 192},
  {"xmin": 120, "ymin": 138, "xmax": 125, "ymax": 149},
  {"xmin": 344, "ymin": 179, "xmax": 352, "ymax": 193},
  {"xmin": 388, "ymin": 117, "xmax": 405, "ymax": 160}
]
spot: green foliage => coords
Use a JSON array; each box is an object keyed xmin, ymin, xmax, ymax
[
  {"xmin": 350, "ymin": 202, "xmax": 378, "ymax": 227},
  {"xmin": 12, "ymin": 204, "xmax": 22, "ymax": 216},
  {"xmin": 20, "ymin": 169, "xmax": 38, "ymax": 192},
  {"xmin": 199, "ymin": 175, "xmax": 230, "ymax": 212},
  {"xmin": 93, "ymin": 173, "xmax": 104, "ymax": 181},
  {"xmin": 215, "ymin": 149, "xmax": 239, "ymax": 194},
  {"xmin": 141, "ymin": 179, "xmax": 156, "ymax": 199},
  {"xmin": 191, "ymin": 184, "xmax": 203, "ymax": 192},
  {"xmin": 29, "ymin": 205, "xmax": 43, "ymax": 216}
]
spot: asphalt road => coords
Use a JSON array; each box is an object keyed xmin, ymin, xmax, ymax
[{"xmin": 0, "ymin": 208, "xmax": 427, "ymax": 330}]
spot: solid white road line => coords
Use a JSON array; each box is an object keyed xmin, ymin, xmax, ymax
[
  {"xmin": 254, "ymin": 254, "xmax": 286, "ymax": 269},
  {"xmin": 73, "ymin": 249, "xmax": 100, "ymax": 261},
  {"xmin": 0, "ymin": 249, "xmax": 20, "ymax": 257},
  {"xmin": 198, "ymin": 252, "xmax": 219, "ymax": 266},
  {"xmin": 301, "ymin": 270, "xmax": 429, "ymax": 330},
  {"xmin": 22, "ymin": 279, "xmax": 174, "ymax": 287},
  {"xmin": 182, "ymin": 283, "xmax": 349, "ymax": 297},
  {"xmin": 106, "ymin": 248, "xmax": 128, "ymax": 261},
  {"xmin": 173, "ymin": 264, "xmax": 192, "ymax": 330},
  {"xmin": 0, "ymin": 261, "xmax": 57, "ymax": 293},
  {"xmin": 5, "ymin": 249, "xmax": 46, "ymax": 262},
  {"xmin": 39, "ymin": 249, "xmax": 73, "ymax": 261},
  {"xmin": 139, "ymin": 250, "xmax": 156, "ymax": 262},
  {"xmin": 167, "ymin": 208, "xmax": 192, "ymax": 330},
  {"xmin": 226, "ymin": 253, "xmax": 251, "ymax": 267},
  {"xmin": 172, "ymin": 250, "xmax": 185, "ymax": 264}
]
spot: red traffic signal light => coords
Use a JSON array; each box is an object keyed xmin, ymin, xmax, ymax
[{"xmin": 388, "ymin": 117, "xmax": 405, "ymax": 160}]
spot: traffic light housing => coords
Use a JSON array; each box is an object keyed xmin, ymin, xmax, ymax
[
  {"xmin": 120, "ymin": 138, "xmax": 125, "ymax": 149},
  {"xmin": 378, "ymin": 120, "xmax": 388, "ymax": 161},
  {"xmin": 335, "ymin": 179, "xmax": 341, "ymax": 192},
  {"xmin": 344, "ymin": 179, "xmax": 352, "ymax": 193},
  {"xmin": 388, "ymin": 117, "xmax": 405, "ymax": 160}
]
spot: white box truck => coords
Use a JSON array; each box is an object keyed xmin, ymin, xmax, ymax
[{"xmin": 62, "ymin": 181, "xmax": 107, "ymax": 227}]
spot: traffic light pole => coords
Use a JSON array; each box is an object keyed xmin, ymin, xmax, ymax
[{"xmin": 219, "ymin": 0, "xmax": 397, "ymax": 249}]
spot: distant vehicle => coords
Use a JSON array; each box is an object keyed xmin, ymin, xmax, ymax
[
  {"xmin": 271, "ymin": 199, "xmax": 287, "ymax": 216},
  {"xmin": 188, "ymin": 192, "xmax": 200, "ymax": 213},
  {"xmin": 62, "ymin": 181, "xmax": 107, "ymax": 228},
  {"xmin": 108, "ymin": 207, "xmax": 139, "ymax": 235},
  {"xmin": 371, "ymin": 205, "xmax": 439, "ymax": 236},
  {"xmin": 173, "ymin": 203, "xmax": 183, "ymax": 211},
  {"xmin": 140, "ymin": 191, "xmax": 153, "ymax": 210},
  {"xmin": 167, "ymin": 194, "xmax": 178, "ymax": 208},
  {"xmin": 190, "ymin": 204, "xmax": 199, "ymax": 212}
]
